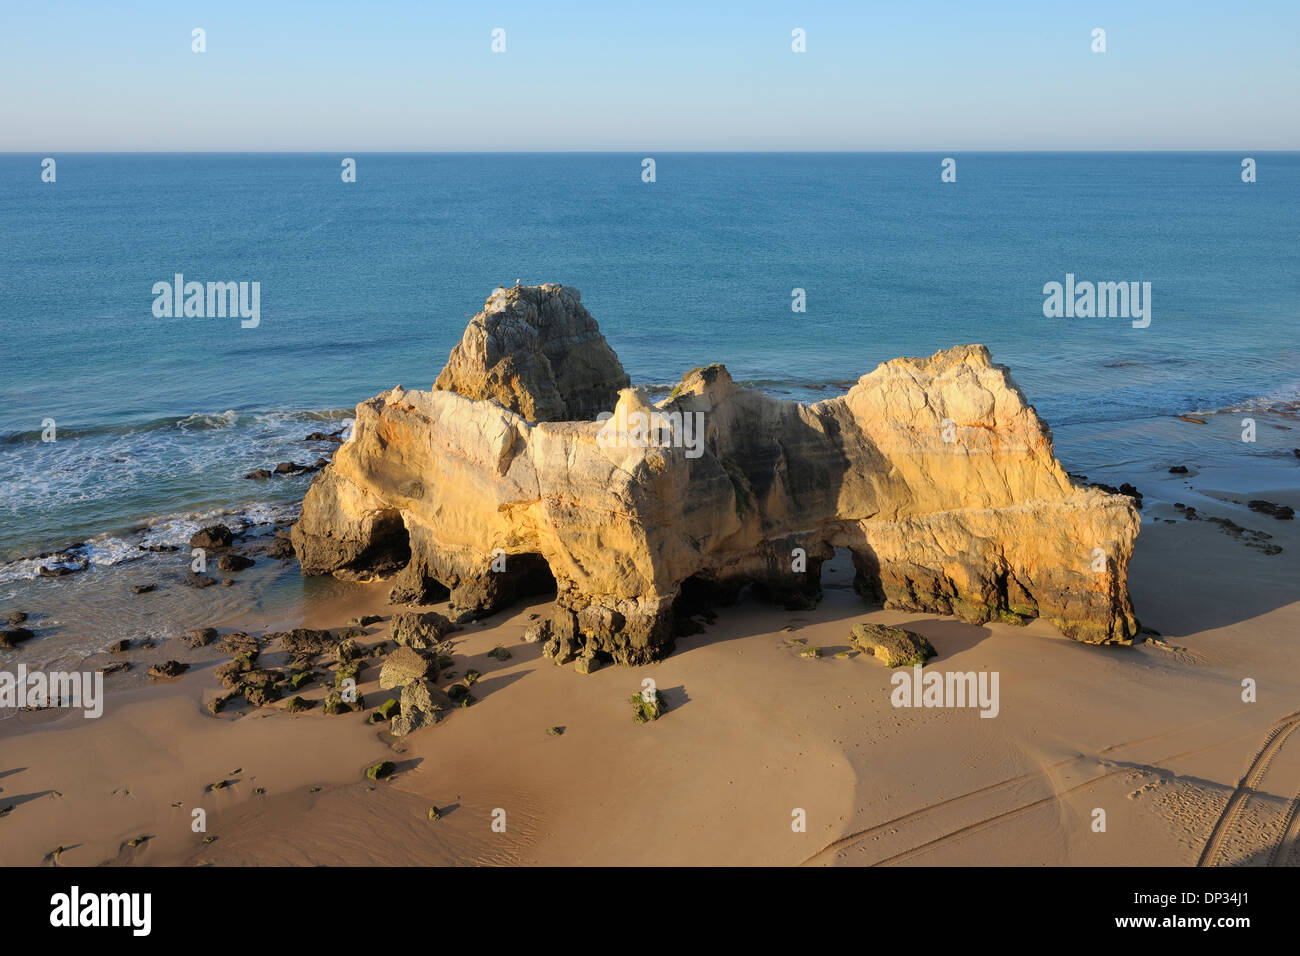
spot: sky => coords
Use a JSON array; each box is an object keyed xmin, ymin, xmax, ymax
[{"xmin": 1, "ymin": 0, "xmax": 1296, "ymax": 151}]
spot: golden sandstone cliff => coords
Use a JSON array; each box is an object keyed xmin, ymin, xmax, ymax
[{"xmin": 292, "ymin": 283, "xmax": 1140, "ymax": 669}]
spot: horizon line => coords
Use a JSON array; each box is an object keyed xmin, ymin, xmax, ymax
[{"xmin": 4, "ymin": 148, "xmax": 1297, "ymax": 154}]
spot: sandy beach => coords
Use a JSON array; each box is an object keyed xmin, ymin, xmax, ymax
[{"xmin": 3, "ymin": 459, "xmax": 1296, "ymax": 868}]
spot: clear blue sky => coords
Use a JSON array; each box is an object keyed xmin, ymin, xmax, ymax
[{"xmin": 2, "ymin": 0, "xmax": 1296, "ymax": 150}]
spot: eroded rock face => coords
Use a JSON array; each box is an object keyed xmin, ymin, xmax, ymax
[
  {"xmin": 293, "ymin": 285, "xmax": 1141, "ymax": 666},
  {"xmin": 432, "ymin": 283, "xmax": 630, "ymax": 422}
]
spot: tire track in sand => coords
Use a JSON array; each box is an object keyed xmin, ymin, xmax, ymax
[
  {"xmin": 1197, "ymin": 710, "xmax": 1300, "ymax": 867},
  {"xmin": 801, "ymin": 706, "xmax": 1263, "ymax": 867}
]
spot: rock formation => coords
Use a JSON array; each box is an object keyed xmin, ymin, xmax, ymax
[
  {"xmin": 433, "ymin": 283, "xmax": 629, "ymax": 421},
  {"xmin": 293, "ymin": 283, "xmax": 1141, "ymax": 668}
]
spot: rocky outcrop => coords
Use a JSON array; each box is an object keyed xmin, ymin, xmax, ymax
[
  {"xmin": 390, "ymin": 610, "xmax": 456, "ymax": 650},
  {"xmin": 379, "ymin": 646, "xmax": 436, "ymax": 690},
  {"xmin": 433, "ymin": 283, "xmax": 629, "ymax": 421},
  {"xmin": 293, "ymin": 284, "xmax": 1141, "ymax": 667},
  {"xmin": 389, "ymin": 679, "xmax": 451, "ymax": 736}
]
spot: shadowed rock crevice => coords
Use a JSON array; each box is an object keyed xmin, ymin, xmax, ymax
[{"xmin": 292, "ymin": 283, "xmax": 1141, "ymax": 666}]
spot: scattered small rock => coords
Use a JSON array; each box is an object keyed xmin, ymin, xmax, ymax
[
  {"xmin": 323, "ymin": 690, "xmax": 362, "ymax": 715},
  {"xmin": 182, "ymin": 627, "xmax": 217, "ymax": 648},
  {"xmin": 1248, "ymin": 500, "xmax": 1295, "ymax": 520},
  {"xmin": 217, "ymin": 552, "xmax": 255, "ymax": 572},
  {"xmin": 147, "ymin": 660, "xmax": 189, "ymax": 680},
  {"xmin": 630, "ymin": 689, "xmax": 668, "ymax": 723},
  {"xmin": 265, "ymin": 537, "xmax": 294, "ymax": 559},
  {"xmin": 0, "ymin": 627, "xmax": 36, "ymax": 649}
]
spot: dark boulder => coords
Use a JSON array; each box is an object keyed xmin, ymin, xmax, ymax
[
  {"xmin": 217, "ymin": 552, "xmax": 255, "ymax": 572},
  {"xmin": 189, "ymin": 525, "xmax": 233, "ymax": 550}
]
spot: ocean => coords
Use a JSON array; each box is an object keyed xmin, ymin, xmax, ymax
[{"xmin": 1, "ymin": 151, "xmax": 1297, "ymax": 622}]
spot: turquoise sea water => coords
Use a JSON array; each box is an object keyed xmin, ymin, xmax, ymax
[{"xmin": 1, "ymin": 152, "xmax": 1297, "ymax": 572}]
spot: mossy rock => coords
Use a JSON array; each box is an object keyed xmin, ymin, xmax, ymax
[
  {"xmin": 365, "ymin": 761, "xmax": 396, "ymax": 780},
  {"xmin": 546, "ymin": 725, "xmax": 565, "ymax": 736},
  {"xmin": 447, "ymin": 683, "xmax": 468, "ymax": 701},
  {"xmin": 997, "ymin": 605, "xmax": 1037, "ymax": 626},
  {"xmin": 285, "ymin": 695, "xmax": 312, "ymax": 713},
  {"xmin": 799, "ymin": 647, "xmax": 821, "ymax": 659},
  {"xmin": 334, "ymin": 660, "xmax": 363, "ymax": 686},
  {"xmin": 849, "ymin": 622, "xmax": 936, "ymax": 668},
  {"xmin": 245, "ymin": 683, "xmax": 282, "ymax": 707},
  {"xmin": 427, "ymin": 806, "xmax": 442, "ymax": 821},
  {"xmin": 377, "ymin": 698, "xmax": 400, "ymax": 720},
  {"xmin": 487, "ymin": 645, "xmax": 512, "ymax": 661},
  {"xmin": 629, "ymin": 689, "xmax": 668, "ymax": 723},
  {"xmin": 289, "ymin": 671, "xmax": 314, "ymax": 691},
  {"xmin": 323, "ymin": 690, "xmax": 357, "ymax": 715},
  {"xmin": 464, "ymin": 670, "xmax": 480, "ymax": 685},
  {"xmin": 215, "ymin": 659, "xmax": 252, "ymax": 688}
]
